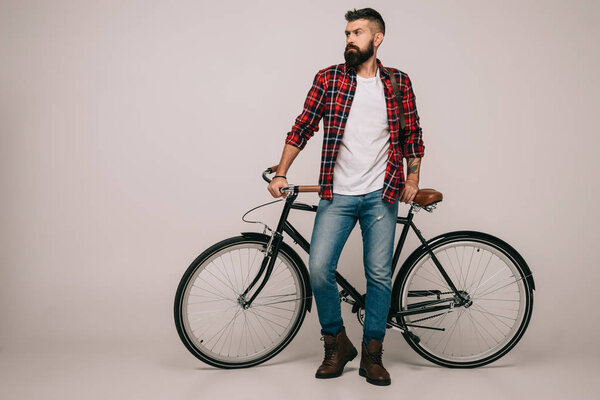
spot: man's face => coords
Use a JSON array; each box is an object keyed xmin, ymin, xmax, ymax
[{"xmin": 344, "ymin": 19, "xmax": 376, "ymax": 68}]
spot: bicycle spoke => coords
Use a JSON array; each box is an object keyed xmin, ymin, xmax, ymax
[
  {"xmin": 421, "ymin": 259, "xmax": 453, "ymax": 290},
  {"xmin": 469, "ymin": 303, "xmax": 507, "ymax": 338},
  {"xmin": 442, "ymin": 250, "xmax": 461, "ymax": 290},
  {"xmin": 187, "ymin": 307, "xmax": 237, "ymax": 315},
  {"xmin": 235, "ymin": 249, "xmax": 243, "ymax": 293},
  {"xmin": 243, "ymin": 311, "xmax": 262, "ymax": 355},
  {"xmin": 204, "ymin": 263, "xmax": 239, "ymax": 297},
  {"xmin": 220, "ymin": 311, "xmax": 238, "ymax": 357},
  {"xmin": 251, "ymin": 303, "xmax": 296, "ymax": 313},
  {"xmin": 467, "ymin": 311, "xmax": 487, "ymax": 351},
  {"xmin": 466, "ymin": 310, "xmax": 488, "ymax": 353},
  {"xmin": 467, "ymin": 251, "xmax": 495, "ymax": 294},
  {"xmin": 469, "ymin": 306, "xmax": 517, "ymax": 324},
  {"xmin": 419, "ymin": 310, "xmax": 451, "ymax": 345},
  {"xmin": 249, "ymin": 304, "xmax": 294, "ymax": 321},
  {"xmin": 477, "ymin": 298, "xmax": 520, "ymax": 302},
  {"xmin": 465, "ymin": 247, "xmax": 486, "ymax": 294},
  {"xmin": 473, "ymin": 274, "xmax": 530, "ymax": 300},
  {"xmin": 248, "ymin": 308, "xmax": 289, "ymax": 332},
  {"xmin": 225, "ymin": 251, "xmax": 239, "ymax": 294},
  {"xmin": 470, "ymin": 260, "xmax": 508, "ymax": 298},
  {"xmin": 452, "ymin": 247, "xmax": 465, "ymax": 289},
  {"xmin": 189, "ymin": 303, "xmax": 239, "ymax": 327},
  {"xmin": 192, "ymin": 282, "xmax": 233, "ymax": 302},
  {"xmin": 470, "ymin": 303, "xmax": 515, "ymax": 330},
  {"xmin": 463, "ymin": 246, "xmax": 476, "ymax": 292},
  {"xmin": 237, "ymin": 312, "xmax": 248, "ymax": 357},
  {"xmin": 187, "ymin": 294, "xmax": 234, "ymax": 303},
  {"xmin": 473, "ymin": 272, "xmax": 515, "ymax": 297},
  {"xmin": 468, "ymin": 308, "xmax": 501, "ymax": 346},
  {"xmin": 246, "ymin": 308, "xmax": 268, "ymax": 352},
  {"xmin": 440, "ymin": 309, "xmax": 466, "ymax": 354},
  {"xmin": 205, "ymin": 307, "xmax": 243, "ymax": 350}
]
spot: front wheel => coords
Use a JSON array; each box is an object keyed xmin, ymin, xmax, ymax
[
  {"xmin": 174, "ymin": 235, "xmax": 310, "ymax": 368},
  {"xmin": 392, "ymin": 231, "xmax": 534, "ymax": 368}
]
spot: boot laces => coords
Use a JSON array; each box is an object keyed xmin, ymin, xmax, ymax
[
  {"xmin": 320, "ymin": 336, "xmax": 337, "ymax": 364},
  {"xmin": 367, "ymin": 347, "xmax": 384, "ymax": 366}
]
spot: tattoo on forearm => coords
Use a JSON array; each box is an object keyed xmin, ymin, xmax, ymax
[{"xmin": 407, "ymin": 158, "xmax": 421, "ymax": 177}]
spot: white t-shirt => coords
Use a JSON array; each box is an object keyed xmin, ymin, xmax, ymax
[{"xmin": 333, "ymin": 68, "xmax": 390, "ymax": 195}]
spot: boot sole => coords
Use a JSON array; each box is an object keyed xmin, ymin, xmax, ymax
[
  {"xmin": 315, "ymin": 348, "xmax": 358, "ymax": 379},
  {"xmin": 359, "ymin": 368, "xmax": 391, "ymax": 386}
]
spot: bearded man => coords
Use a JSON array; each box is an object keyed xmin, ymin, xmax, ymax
[{"xmin": 267, "ymin": 7, "xmax": 425, "ymax": 386}]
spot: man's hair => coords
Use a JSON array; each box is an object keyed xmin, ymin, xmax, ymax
[{"xmin": 345, "ymin": 8, "xmax": 385, "ymax": 35}]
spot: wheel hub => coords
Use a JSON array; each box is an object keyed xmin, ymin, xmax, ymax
[
  {"xmin": 237, "ymin": 294, "xmax": 249, "ymax": 309},
  {"xmin": 456, "ymin": 290, "xmax": 473, "ymax": 308}
]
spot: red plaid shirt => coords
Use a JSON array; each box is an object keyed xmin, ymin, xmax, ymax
[{"xmin": 285, "ymin": 58, "xmax": 425, "ymax": 203}]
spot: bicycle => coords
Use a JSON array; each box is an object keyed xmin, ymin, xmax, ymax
[{"xmin": 174, "ymin": 165, "xmax": 535, "ymax": 369}]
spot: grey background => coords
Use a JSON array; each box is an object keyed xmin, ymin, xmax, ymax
[{"xmin": 1, "ymin": 0, "xmax": 599, "ymax": 399}]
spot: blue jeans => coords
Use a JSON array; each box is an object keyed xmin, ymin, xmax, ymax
[{"xmin": 309, "ymin": 189, "xmax": 399, "ymax": 346}]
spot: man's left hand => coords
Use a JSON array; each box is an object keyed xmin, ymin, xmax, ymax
[{"xmin": 399, "ymin": 179, "xmax": 419, "ymax": 204}]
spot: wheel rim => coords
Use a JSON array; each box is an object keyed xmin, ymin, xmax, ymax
[
  {"xmin": 400, "ymin": 240, "xmax": 529, "ymax": 364},
  {"xmin": 180, "ymin": 243, "xmax": 304, "ymax": 365}
]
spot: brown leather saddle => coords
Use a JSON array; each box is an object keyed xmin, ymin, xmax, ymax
[{"xmin": 413, "ymin": 189, "xmax": 443, "ymax": 207}]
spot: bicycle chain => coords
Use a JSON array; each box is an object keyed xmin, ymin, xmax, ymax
[{"xmin": 409, "ymin": 311, "xmax": 450, "ymax": 324}]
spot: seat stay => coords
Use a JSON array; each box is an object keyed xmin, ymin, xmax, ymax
[{"xmin": 409, "ymin": 220, "xmax": 462, "ymax": 296}]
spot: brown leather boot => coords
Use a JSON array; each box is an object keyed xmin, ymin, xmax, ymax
[
  {"xmin": 359, "ymin": 339, "xmax": 391, "ymax": 386},
  {"xmin": 315, "ymin": 328, "xmax": 358, "ymax": 379}
]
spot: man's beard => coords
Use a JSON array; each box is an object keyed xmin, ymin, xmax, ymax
[{"xmin": 344, "ymin": 39, "xmax": 375, "ymax": 68}]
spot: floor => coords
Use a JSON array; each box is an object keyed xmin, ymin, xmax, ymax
[{"xmin": 1, "ymin": 317, "xmax": 597, "ymax": 400}]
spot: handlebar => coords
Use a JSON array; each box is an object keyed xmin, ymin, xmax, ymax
[
  {"xmin": 265, "ymin": 164, "xmax": 280, "ymax": 175},
  {"xmin": 263, "ymin": 165, "xmax": 321, "ymax": 194}
]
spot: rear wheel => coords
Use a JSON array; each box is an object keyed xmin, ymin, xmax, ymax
[
  {"xmin": 392, "ymin": 232, "xmax": 534, "ymax": 368},
  {"xmin": 174, "ymin": 236, "xmax": 309, "ymax": 368}
]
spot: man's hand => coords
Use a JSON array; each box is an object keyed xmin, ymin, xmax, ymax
[
  {"xmin": 266, "ymin": 144, "xmax": 301, "ymax": 198},
  {"xmin": 399, "ymin": 179, "xmax": 419, "ymax": 204},
  {"xmin": 400, "ymin": 157, "xmax": 421, "ymax": 204},
  {"xmin": 268, "ymin": 177, "xmax": 289, "ymax": 198}
]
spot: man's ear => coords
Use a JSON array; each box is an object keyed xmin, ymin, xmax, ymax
[{"xmin": 375, "ymin": 32, "xmax": 384, "ymax": 47}]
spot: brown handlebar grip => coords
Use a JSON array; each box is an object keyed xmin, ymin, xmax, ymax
[
  {"xmin": 297, "ymin": 185, "xmax": 321, "ymax": 193},
  {"xmin": 267, "ymin": 164, "xmax": 279, "ymax": 173}
]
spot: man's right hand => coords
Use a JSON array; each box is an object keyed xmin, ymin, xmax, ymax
[
  {"xmin": 267, "ymin": 144, "xmax": 301, "ymax": 198},
  {"xmin": 268, "ymin": 177, "xmax": 289, "ymax": 198}
]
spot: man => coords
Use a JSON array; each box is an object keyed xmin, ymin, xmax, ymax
[{"xmin": 267, "ymin": 8, "xmax": 425, "ymax": 386}]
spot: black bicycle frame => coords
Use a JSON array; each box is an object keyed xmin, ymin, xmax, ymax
[{"xmin": 241, "ymin": 193, "xmax": 465, "ymax": 323}]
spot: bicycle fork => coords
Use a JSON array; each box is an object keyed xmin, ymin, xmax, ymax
[{"xmin": 239, "ymin": 193, "xmax": 298, "ymax": 309}]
